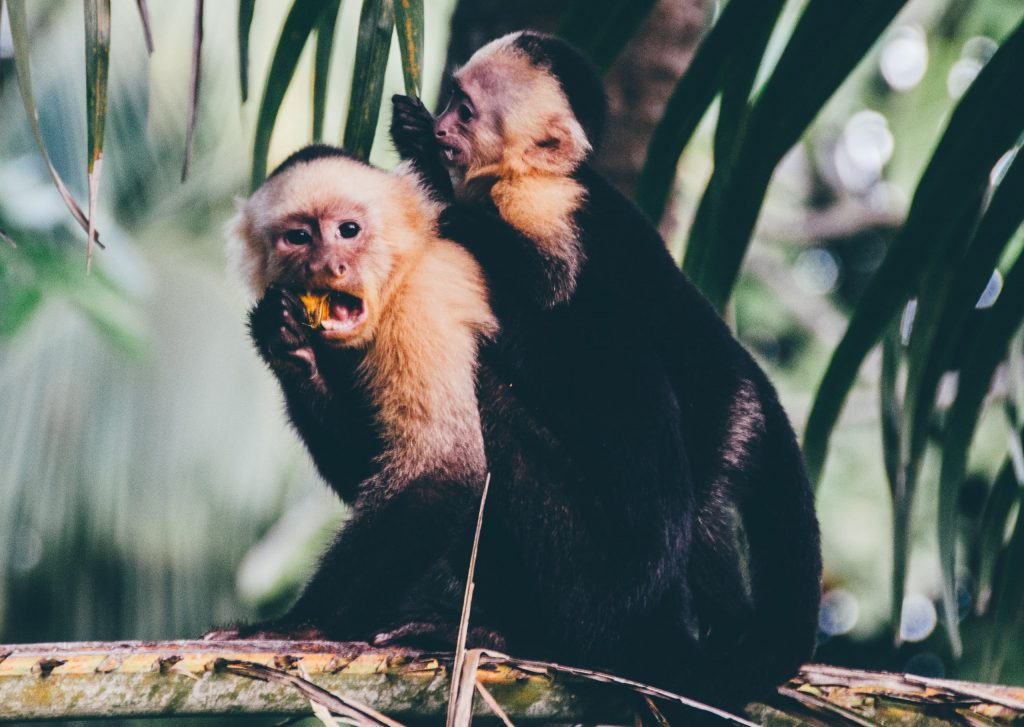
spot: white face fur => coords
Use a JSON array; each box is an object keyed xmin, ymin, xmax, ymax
[
  {"xmin": 227, "ymin": 156, "xmax": 441, "ymax": 347},
  {"xmin": 435, "ymin": 33, "xmax": 591, "ymax": 179}
]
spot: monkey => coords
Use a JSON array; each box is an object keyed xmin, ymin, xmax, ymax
[
  {"xmin": 209, "ymin": 144, "xmax": 500, "ymax": 642},
  {"xmin": 210, "ymin": 143, "xmax": 705, "ymax": 682},
  {"xmin": 390, "ymin": 30, "xmax": 822, "ymax": 703}
]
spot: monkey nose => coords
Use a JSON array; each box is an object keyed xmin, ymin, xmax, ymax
[
  {"xmin": 435, "ymin": 128, "xmax": 447, "ymax": 138},
  {"xmin": 330, "ymin": 262, "xmax": 348, "ymax": 279}
]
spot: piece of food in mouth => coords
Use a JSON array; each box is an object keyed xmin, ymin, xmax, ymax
[
  {"xmin": 300, "ymin": 291, "xmax": 330, "ymax": 328},
  {"xmin": 299, "ymin": 290, "xmax": 368, "ymax": 333}
]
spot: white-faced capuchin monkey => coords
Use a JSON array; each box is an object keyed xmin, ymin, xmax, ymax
[
  {"xmin": 207, "ymin": 145, "xmax": 498, "ymax": 642},
  {"xmin": 391, "ymin": 30, "xmax": 822, "ymax": 706}
]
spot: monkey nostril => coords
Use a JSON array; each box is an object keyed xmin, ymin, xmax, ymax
[
  {"xmin": 334, "ymin": 263, "xmax": 348, "ymax": 278},
  {"xmin": 435, "ymin": 128, "xmax": 446, "ymax": 138}
]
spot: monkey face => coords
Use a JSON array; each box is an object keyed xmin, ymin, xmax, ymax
[
  {"xmin": 229, "ymin": 155, "xmax": 439, "ymax": 348},
  {"xmin": 436, "ymin": 33, "xmax": 591, "ymax": 180}
]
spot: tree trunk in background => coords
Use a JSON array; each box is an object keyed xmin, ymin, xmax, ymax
[{"xmin": 442, "ymin": 0, "xmax": 710, "ymax": 198}]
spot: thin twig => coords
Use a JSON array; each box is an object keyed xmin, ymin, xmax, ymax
[
  {"xmin": 446, "ymin": 473, "xmax": 491, "ymax": 727},
  {"xmin": 777, "ymin": 686, "xmax": 880, "ymax": 727},
  {"xmin": 474, "ymin": 680, "xmax": 515, "ymax": 727},
  {"xmin": 0, "ymin": 227, "xmax": 15, "ymax": 248},
  {"xmin": 219, "ymin": 660, "xmax": 404, "ymax": 727},
  {"xmin": 494, "ymin": 654, "xmax": 759, "ymax": 727},
  {"xmin": 644, "ymin": 696, "xmax": 671, "ymax": 727},
  {"xmin": 902, "ymin": 675, "xmax": 1024, "ymax": 713}
]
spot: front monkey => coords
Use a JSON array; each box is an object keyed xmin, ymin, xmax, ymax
[
  {"xmin": 216, "ymin": 145, "xmax": 497, "ymax": 640},
  {"xmin": 391, "ymin": 31, "xmax": 823, "ymax": 704}
]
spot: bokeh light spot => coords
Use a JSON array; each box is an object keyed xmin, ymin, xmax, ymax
[
  {"xmin": 976, "ymin": 269, "xmax": 1003, "ymax": 309},
  {"xmin": 880, "ymin": 26, "xmax": 928, "ymax": 92},
  {"xmin": 819, "ymin": 589, "xmax": 860, "ymax": 637},
  {"xmin": 835, "ymin": 111, "xmax": 894, "ymax": 192},
  {"xmin": 794, "ymin": 248, "xmax": 840, "ymax": 296},
  {"xmin": 900, "ymin": 593, "xmax": 938, "ymax": 643},
  {"xmin": 947, "ymin": 58, "xmax": 982, "ymax": 99}
]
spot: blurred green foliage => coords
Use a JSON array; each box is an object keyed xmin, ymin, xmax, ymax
[{"xmin": 0, "ymin": 1, "xmax": 1023, "ymax": 715}]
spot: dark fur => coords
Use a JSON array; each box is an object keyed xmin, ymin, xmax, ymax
[
  {"xmin": 233, "ymin": 284, "xmax": 482, "ymax": 641},
  {"xmin": 390, "ymin": 30, "xmax": 822, "ymax": 704}
]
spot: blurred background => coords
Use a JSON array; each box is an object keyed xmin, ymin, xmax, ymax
[{"xmin": 1, "ymin": 0, "xmax": 1023, "ymax": 716}]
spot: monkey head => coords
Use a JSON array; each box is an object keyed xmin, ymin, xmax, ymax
[
  {"xmin": 434, "ymin": 31, "xmax": 606, "ymax": 181},
  {"xmin": 228, "ymin": 146, "xmax": 441, "ymax": 348}
]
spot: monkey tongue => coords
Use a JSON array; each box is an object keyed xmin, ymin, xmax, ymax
[{"xmin": 321, "ymin": 292, "xmax": 366, "ymax": 333}]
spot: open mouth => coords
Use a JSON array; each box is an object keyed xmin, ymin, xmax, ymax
[
  {"xmin": 439, "ymin": 142, "xmax": 463, "ymax": 167},
  {"xmin": 300, "ymin": 290, "xmax": 368, "ymax": 338}
]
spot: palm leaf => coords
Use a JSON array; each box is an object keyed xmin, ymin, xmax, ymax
[
  {"xmin": 342, "ymin": 0, "xmax": 394, "ymax": 161},
  {"xmin": 879, "ymin": 324, "xmax": 912, "ymax": 637},
  {"xmin": 7, "ymin": 0, "xmax": 102, "ymax": 252},
  {"xmin": 985, "ymin": 491, "xmax": 1024, "ymax": 682},
  {"xmin": 683, "ymin": 0, "xmax": 908, "ymax": 312},
  {"xmin": 937, "ymin": 252, "xmax": 1024, "ymax": 656},
  {"xmin": 181, "ymin": 0, "xmax": 204, "ymax": 182},
  {"xmin": 557, "ymin": 0, "xmax": 658, "ymax": 73},
  {"xmin": 250, "ymin": 0, "xmax": 329, "ymax": 189},
  {"xmin": 134, "ymin": 0, "xmax": 154, "ymax": 54},
  {"xmin": 803, "ymin": 17, "xmax": 1024, "ymax": 485},
  {"xmin": 974, "ymin": 449, "xmax": 1021, "ymax": 613},
  {"xmin": 237, "ymin": 0, "xmax": 256, "ymax": 103},
  {"xmin": 312, "ymin": 0, "xmax": 341, "ymax": 140},
  {"xmin": 84, "ymin": 0, "xmax": 111, "ymax": 272},
  {"xmin": 392, "ymin": 0, "xmax": 423, "ymax": 98},
  {"xmin": 900, "ymin": 147, "xmax": 1024, "ymax": 515},
  {"xmin": 0, "ymin": 0, "xmax": 5, "ymax": 93},
  {"xmin": 634, "ymin": 0, "xmax": 785, "ymax": 225}
]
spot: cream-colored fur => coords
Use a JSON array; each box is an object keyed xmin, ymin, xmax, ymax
[
  {"xmin": 451, "ymin": 33, "xmax": 590, "ymax": 289},
  {"xmin": 228, "ymin": 156, "xmax": 497, "ymax": 489}
]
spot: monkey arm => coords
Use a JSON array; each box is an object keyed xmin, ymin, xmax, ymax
[
  {"xmin": 390, "ymin": 94, "xmax": 455, "ymax": 200},
  {"xmin": 249, "ymin": 286, "xmax": 383, "ymax": 503},
  {"xmin": 268, "ymin": 476, "xmax": 479, "ymax": 639}
]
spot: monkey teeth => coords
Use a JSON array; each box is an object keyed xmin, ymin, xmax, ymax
[
  {"xmin": 321, "ymin": 292, "xmax": 367, "ymax": 336},
  {"xmin": 444, "ymin": 149, "xmax": 455, "ymax": 161}
]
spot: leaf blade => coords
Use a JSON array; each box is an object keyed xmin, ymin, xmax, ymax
[
  {"xmin": 392, "ymin": 0, "xmax": 423, "ymax": 98},
  {"xmin": 84, "ymin": 0, "xmax": 112, "ymax": 271},
  {"xmin": 684, "ymin": 0, "xmax": 909, "ymax": 310},
  {"xmin": 238, "ymin": 0, "xmax": 255, "ymax": 102},
  {"xmin": 634, "ymin": 0, "xmax": 785, "ymax": 225},
  {"xmin": 900, "ymin": 148, "xmax": 1024, "ymax": 516},
  {"xmin": 251, "ymin": 0, "xmax": 327, "ymax": 189},
  {"xmin": 312, "ymin": 0, "xmax": 341, "ymax": 140},
  {"xmin": 135, "ymin": 0, "xmax": 154, "ymax": 54},
  {"xmin": 342, "ymin": 0, "xmax": 394, "ymax": 161},
  {"xmin": 937, "ymin": 252, "xmax": 1024, "ymax": 656},
  {"xmin": 558, "ymin": 0, "xmax": 658, "ymax": 73},
  {"xmin": 181, "ymin": 0, "xmax": 204, "ymax": 182},
  {"xmin": 803, "ymin": 17, "xmax": 1024, "ymax": 485},
  {"xmin": 7, "ymin": 0, "xmax": 102, "ymax": 251}
]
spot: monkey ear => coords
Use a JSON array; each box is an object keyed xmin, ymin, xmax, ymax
[{"xmin": 524, "ymin": 115, "xmax": 591, "ymax": 174}]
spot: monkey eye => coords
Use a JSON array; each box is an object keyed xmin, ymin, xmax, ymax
[
  {"xmin": 339, "ymin": 221, "xmax": 361, "ymax": 239},
  {"xmin": 457, "ymin": 103, "xmax": 474, "ymax": 123},
  {"xmin": 284, "ymin": 229, "xmax": 312, "ymax": 245}
]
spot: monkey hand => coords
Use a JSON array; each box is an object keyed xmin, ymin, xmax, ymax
[
  {"xmin": 391, "ymin": 95, "xmax": 454, "ymax": 199},
  {"xmin": 390, "ymin": 94, "xmax": 435, "ymax": 158},
  {"xmin": 249, "ymin": 285, "xmax": 324, "ymax": 387}
]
